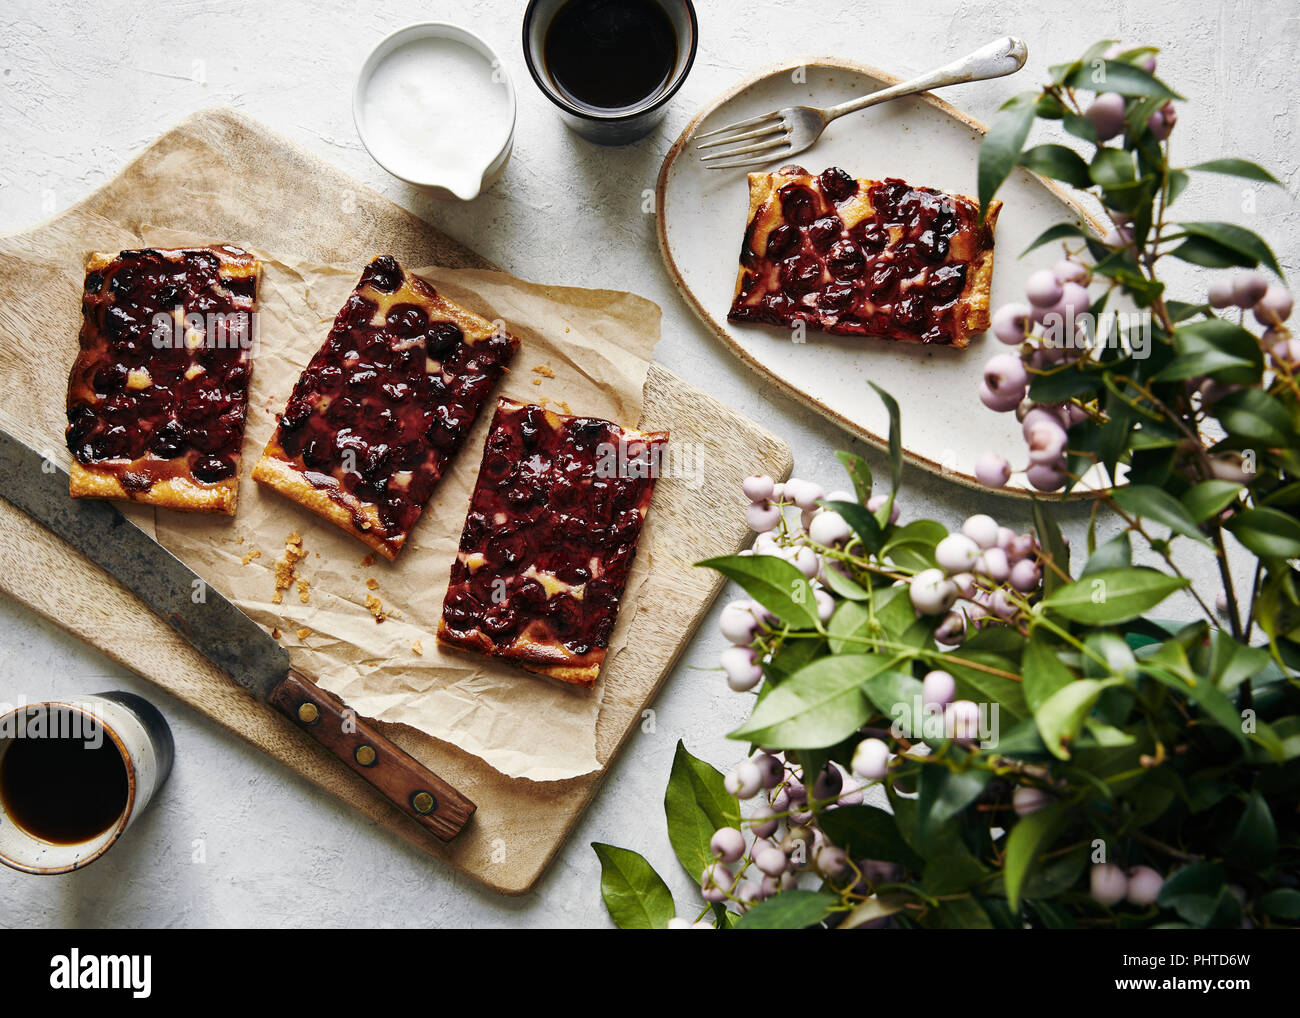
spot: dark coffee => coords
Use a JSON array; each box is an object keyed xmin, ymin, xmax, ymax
[
  {"xmin": 543, "ymin": 0, "xmax": 677, "ymax": 113},
  {"xmin": 1, "ymin": 714, "xmax": 129, "ymax": 844}
]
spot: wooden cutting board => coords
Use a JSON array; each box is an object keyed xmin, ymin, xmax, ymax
[{"xmin": 0, "ymin": 108, "xmax": 791, "ymax": 895}]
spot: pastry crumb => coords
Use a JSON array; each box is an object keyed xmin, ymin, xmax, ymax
[
  {"xmin": 296, "ymin": 627, "xmax": 312, "ymax": 640},
  {"xmin": 531, "ymin": 363, "xmax": 555, "ymax": 379},
  {"xmin": 412, "ymin": 639, "xmax": 423, "ymax": 656},
  {"xmin": 271, "ymin": 626, "xmax": 282, "ymax": 639},
  {"xmin": 557, "ymin": 400, "xmax": 572, "ymax": 415},
  {"xmin": 271, "ymin": 531, "xmax": 307, "ymax": 605},
  {"xmin": 365, "ymin": 592, "xmax": 388, "ymax": 623},
  {"xmin": 297, "ymin": 577, "xmax": 311, "ymax": 604},
  {"xmin": 531, "ymin": 377, "xmax": 542, "ymax": 385},
  {"xmin": 240, "ymin": 549, "xmax": 261, "ymax": 565},
  {"xmin": 365, "ymin": 578, "xmax": 379, "ymax": 590},
  {"xmin": 237, "ymin": 535, "xmax": 245, "ymax": 544},
  {"xmin": 360, "ymin": 552, "xmax": 377, "ymax": 567}
]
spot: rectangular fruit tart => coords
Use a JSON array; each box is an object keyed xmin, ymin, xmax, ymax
[
  {"xmin": 728, "ymin": 166, "xmax": 1001, "ymax": 348},
  {"xmin": 437, "ymin": 398, "xmax": 669, "ymax": 689},
  {"xmin": 65, "ymin": 246, "xmax": 261, "ymax": 514},
  {"xmin": 253, "ymin": 256, "xmax": 519, "ymax": 560}
]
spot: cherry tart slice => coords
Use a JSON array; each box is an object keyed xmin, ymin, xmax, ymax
[
  {"xmin": 65, "ymin": 246, "xmax": 261, "ymax": 515},
  {"xmin": 728, "ymin": 166, "xmax": 1001, "ymax": 348},
  {"xmin": 437, "ymin": 398, "xmax": 669, "ymax": 690},
  {"xmin": 253, "ymin": 256, "xmax": 519, "ymax": 560}
]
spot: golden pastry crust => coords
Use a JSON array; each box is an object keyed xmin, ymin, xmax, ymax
[
  {"xmin": 253, "ymin": 255, "xmax": 518, "ymax": 558},
  {"xmin": 66, "ymin": 246, "xmax": 261, "ymax": 516},
  {"xmin": 437, "ymin": 398, "xmax": 667, "ymax": 691},
  {"xmin": 728, "ymin": 167, "xmax": 1000, "ymax": 349}
]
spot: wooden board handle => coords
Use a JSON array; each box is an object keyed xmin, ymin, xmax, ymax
[{"xmin": 267, "ymin": 670, "xmax": 475, "ymax": 842}]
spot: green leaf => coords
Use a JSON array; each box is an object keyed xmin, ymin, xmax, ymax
[
  {"xmin": 1112, "ymin": 484, "xmax": 1212, "ymax": 545},
  {"xmin": 1154, "ymin": 319, "xmax": 1264, "ymax": 386},
  {"xmin": 592, "ymin": 843, "xmax": 676, "ymax": 929},
  {"xmin": 820, "ymin": 561, "xmax": 871, "ymax": 601},
  {"xmin": 1256, "ymin": 888, "xmax": 1300, "ymax": 920},
  {"xmin": 1020, "ymin": 221, "xmax": 1091, "ymax": 258},
  {"xmin": 1214, "ymin": 388, "xmax": 1294, "ymax": 446},
  {"xmin": 920, "ymin": 895, "xmax": 994, "ymax": 929},
  {"xmin": 1065, "ymin": 60, "xmax": 1182, "ymax": 100},
  {"xmin": 1223, "ymin": 792, "xmax": 1277, "ymax": 868},
  {"xmin": 1090, "ymin": 147, "xmax": 1136, "ymax": 188},
  {"xmin": 1158, "ymin": 862, "xmax": 1239, "ymax": 928},
  {"xmin": 881, "ymin": 519, "xmax": 946, "ymax": 571},
  {"xmin": 1019, "ymin": 144, "xmax": 1092, "ymax": 188},
  {"xmin": 1169, "ymin": 234, "xmax": 1258, "ymax": 271},
  {"xmin": 917, "ymin": 767, "xmax": 991, "ymax": 835},
  {"xmin": 861, "ymin": 667, "xmax": 925, "ymax": 720},
  {"xmin": 817, "ymin": 805, "xmax": 924, "ymax": 870},
  {"xmin": 1003, "ymin": 803, "xmax": 1069, "ymax": 913},
  {"xmin": 1173, "ymin": 221, "xmax": 1283, "ymax": 277},
  {"xmin": 978, "ymin": 92, "xmax": 1038, "ymax": 223},
  {"xmin": 1225, "ymin": 507, "xmax": 1300, "ymax": 560},
  {"xmin": 1036, "ymin": 678, "xmax": 1121, "ymax": 759},
  {"xmin": 834, "ymin": 450, "xmax": 872, "ymax": 504},
  {"xmin": 1187, "ymin": 158, "xmax": 1281, "ymax": 185},
  {"xmin": 1042, "ymin": 567, "xmax": 1187, "ymax": 624},
  {"xmin": 698, "ymin": 554, "xmax": 820, "ymax": 630},
  {"xmin": 823, "ymin": 499, "xmax": 884, "ymax": 555},
  {"xmin": 1139, "ymin": 646, "xmax": 1249, "ymax": 748},
  {"xmin": 1022, "ymin": 633, "xmax": 1075, "ymax": 712},
  {"xmin": 1182, "ymin": 480, "xmax": 1243, "ymax": 523},
  {"xmin": 729, "ymin": 654, "xmax": 894, "ymax": 749},
  {"xmin": 735, "ymin": 890, "xmax": 838, "ymax": 929},
  {"xmin": 869, "ymin": 383, "xmax": 903, "ymax": 524},
  {"xmin": 663, "ymin": 741, "xmax": 741, "ymax": 881},
  {"xmin": 1032, "ymin": 500, "xmax": 1071, "ymax": 597},
  {"xmin": 1081, "ymin": 532, "xmax": 1132, "ymax": 575},
  {"xmin": 1207, "ymin": 630, "xmax": 1271, "ymax": 692},
  {"xmin": 840, "ymin": 893, "xmax": 908, "ymax": 929}
]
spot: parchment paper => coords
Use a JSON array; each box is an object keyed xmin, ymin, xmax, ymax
[{"xmin": 120, "ymin": 228, "xmax": 660, "ymax": 781}]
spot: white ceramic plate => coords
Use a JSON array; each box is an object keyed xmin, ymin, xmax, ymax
[{"xmin": 657, "ymin": 59, "xmax": 1106, "ymax": 495}]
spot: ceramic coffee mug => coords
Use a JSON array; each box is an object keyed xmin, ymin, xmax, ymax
[{"xmin": 0, "ymin": 692, "xmax": 173, "ymax": 875}]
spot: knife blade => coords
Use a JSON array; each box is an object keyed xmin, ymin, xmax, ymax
[{"xmin": 0, "ymin": 430, "xmax": 475, "ymax": 841}]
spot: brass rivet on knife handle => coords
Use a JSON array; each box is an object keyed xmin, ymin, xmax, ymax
[
  {"xmin": 298, "ymin": 702, "xmax": 320, "ymax": 724},
  {"xmin": 267, "ymin": 670, "xmax": 476, "ymax": 842}
]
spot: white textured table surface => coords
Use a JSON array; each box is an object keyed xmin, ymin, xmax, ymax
[{"xmin": 1, "ymin": 0, "xmax": 1296, "ymax": 928}]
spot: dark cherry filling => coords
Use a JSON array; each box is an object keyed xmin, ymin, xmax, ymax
[
  {"xmin": 731, "ymin": 170, "xmax": 979, "ymax": 343},
  {"xmin": 66, "ymin": 249, "xmax": 255, "ymax": 482},
  {"xmin": 444, "ymin": 402, "xmax": 662, "ymax": 658},
  {"xmin": 271, "ymin": 263, "xmax": 515, "ymax": 543}
]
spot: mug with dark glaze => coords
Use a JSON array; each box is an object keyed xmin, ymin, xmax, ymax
[
  {"xmin": 0, "ymin": 692, "xmax": 173, "ymax": 875},
  {"xmin": 523, "ymin": 0, "xmax": 698, "ymax": 145}
]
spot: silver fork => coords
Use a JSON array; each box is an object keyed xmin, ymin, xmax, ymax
[{"xmin": 697, "ymin": 37, "xmax": 1029, "ymax": 169}]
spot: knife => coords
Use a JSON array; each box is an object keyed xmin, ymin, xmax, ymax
[{"xmin": 0, "ymin": 430, "xmax": 475, "ymax": 842}]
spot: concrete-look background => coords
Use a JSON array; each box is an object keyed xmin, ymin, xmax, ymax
[{"xmin": 1, "ymin": 0, "xmax": 1296, "ymax": 927}]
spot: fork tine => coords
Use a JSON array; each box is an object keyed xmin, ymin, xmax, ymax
[
  {"xmin": 696, "ymin": 122, "xmax": 786, "ymax": 151},
  {"xmin": 703, "ymin": 145, "xmax": 791, "ymax": 170},
  {"xmin": 698, "ymin": 136, "xmax": 789, "ymax": 163},
  {"xmin": 693, "ymin": 111, "xmax": 781, "ymax": 140}
]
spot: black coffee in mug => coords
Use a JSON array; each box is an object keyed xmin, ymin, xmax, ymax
[{"xmin": 543, "ymin": 0, "xmax": 678, "ymax": 113}]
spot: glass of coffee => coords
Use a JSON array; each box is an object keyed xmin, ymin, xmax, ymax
[
  {"xmin": 0, "ymin": 693, "xmax": 173, "ymax": 875},
  {"xmin": 522, "ymin": 0, "xmax": 698, "ymax": 145}
]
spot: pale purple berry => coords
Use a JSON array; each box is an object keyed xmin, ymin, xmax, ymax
[
  {"xmin": 719, "ymin": 600, "xmax": 760, "ymax": 644},
  {"xmin": 1009, "ymin": 558, "xmax": 1041, "ymax": 592},
  {"xmin": 1084, "ymin": 92, "xmax": 1126, "ymax": 140},
  {"xmin": 746, "ymin": 500, "xmax": 781, "ymax": 532},
  {"xmin": 711, "ymin": 826, "xmax": 746, "ymax": 863},
  {"xmin": 782, "ymin": 544, "xmax": 820, "ymax": 579},
  {"xmin": 978, "ymin": 547, "xmax": 1010, "ymax": 583},
  {"xmin": 984, "ymin": 353, "xmax": 1029, "ymax": 399},
  {"xmin": 754, "ymin": 846, "xmax": 788, "ymax": 877},
  {"xmin": 1232, "ymin": 270, "xmax": 1269, "ymax": 308},
  {"xmin": 851, "ymin": 737, "xmax": 890, "ymax": 781},
  {"xmin": 936, "ymin": 532, "xmax": 981, "ymax": 573},
  {"xmin": 1012, "ymin": 785, "xmax": 1051, "ymax": 817},
  {"xmin": 1207, "ymin": 277, "xmax": 1236, "ymax": 309},
  {"xmin": 989, "ymin": 588, "xmax": 1018, "ymax": 620},
  {"xmin": 923, "ymin": 669, "xmax": 956, "ymax": 710},
  {"xmin": 838, "ymin": 777, "xmax": 866, "ymax": 806},
  {"xmin": 945, "ymin": 699, "xmax": 982, "ymax": 740},
  {"xmin": 979, "ymin": 380, "xmax": 1023, "ymax": 413},
  {"xmin": 748, "ymin": 804, "xmax": 779, "ymax": 838},
  {"xmin": 1272, "ymin": 339, "xmax": 1300, "ymax": 369},
  {"xmin": 666, "ymin": 916, "xmax": 693, "ymax": 928},
  {"xmin": 784, "ymin": 777, "xmax": 807, "ymax": 805},
  {"xmin": 1147, "ymin": 108, "xmax": 1169, "ymax": 141},
  {"xmin": 753, "ymin": 753, "xmax": 784, "ymax": 789},
  {"xmin": 701, "ymin": 861, "xmax": 734, "ymax": 902},
  {"xmin": 961, "ymin": 513, "xmax": 999, "ymax": 549},
  {"xmin": 950, "ymin": 572, "xmax": 977, "ymax": 599},
  {"xmin": 1026, "ymin": 419, "xmax": 1068, "ymax": 466},
  {"xmin": 1058, "ymin": 281, "xmax": 1092, "ymax": 319},
  {"xmin": 1253, "ymin": 284, "xmax": 1293, "ymax": 325},
  {"xmin": 725, "ymin": 760, "xmax": 763, "ymax": 799},
  {"xmin": 816, "ymin": 845, "xmax": 850, "ymax": 879},
  {"xmin": 812, "ymin": 587, "xmax": 835, "ymax": 623},
  {"xmin": 809, "ymin": 510, "xmax": 851, "ymax": 546},
  {"xmin": 866, "ymin": 493, "xmax": 899, "ymax": 524},
  {"xmin": 784, "ymin": 478, "xmax": 825, "ymax": 511},
  {"xmin": 742, "ymin": 474, "xmax": 774, "ymax": 501},
  {"xmin": 1022, "ymin": 405, "xmax": 1065, "ymax": 435},
  {"xmin": 734, "ymin": 880, "xmax": 762, "ymax": 906},
  {"xmin": 934, "ymin": 609, "xmax": 967, "ymax": 645},
  {"xmin": 761, "ymin": 872, "xmax": 796, "ymax": 896},
  {"xmin": 1026, "ymin": 268, "xmax": 1064, "ymax": 308},
  {"xmin": 1089, "ymin": 863, "xmax": 1129, "ymax": 907},
  {"xmin": 975, "ymin": 451, "xmax": 1011, "ymax": 488},
  {"xmin": 1026, "ymin": 461, "xmax": 1068, "ymax": 491},
  {"xmin": 721, "ymin": 646, "xmax": 763, "ymax": 692},
  {"xmin": 910, "ymin": 568, "xmax": 957, "ymax": 615},
  {"xmin": 812, "ymin": 764, "xmax": 843, "ymax": 800},
  {"xmin": 991, "ymin": 302, "xmax": 1032, "ymax": 345},
  {"xmin": 1006, "ymin": 533, "xmax": 1036, "ymax": 562},
  {"xmin": 1126, "ymin": 865, "xmax": 1164, "ymax": 906},
  {"xmin": 1053, "ymin": 258, "xmax": 1088, "ymax": 284}
]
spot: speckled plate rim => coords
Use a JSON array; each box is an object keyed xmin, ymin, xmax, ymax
[{"xmin": 655, "ymin": 56, "xmax": 1110, "ymax": 499}]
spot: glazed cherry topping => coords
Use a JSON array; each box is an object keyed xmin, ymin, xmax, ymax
[
  {"xmin": 269, "ymin": 258, "xmax": 517, "ymax": 548},
  {"xmin": 442, "ymin": 400, "xmax": 666, "ymax": 659},
  {"xmin": 729, "ymin": 170, "xmax": 983, "ymax": 344},
  {"xmin": 66, "ymin": 247, "xmax": 257, "ymax": 484}
]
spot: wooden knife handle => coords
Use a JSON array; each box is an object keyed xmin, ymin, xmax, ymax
[{"xmin": 267, "ymin": 669, "xmax": 475, "ymax": 842}]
